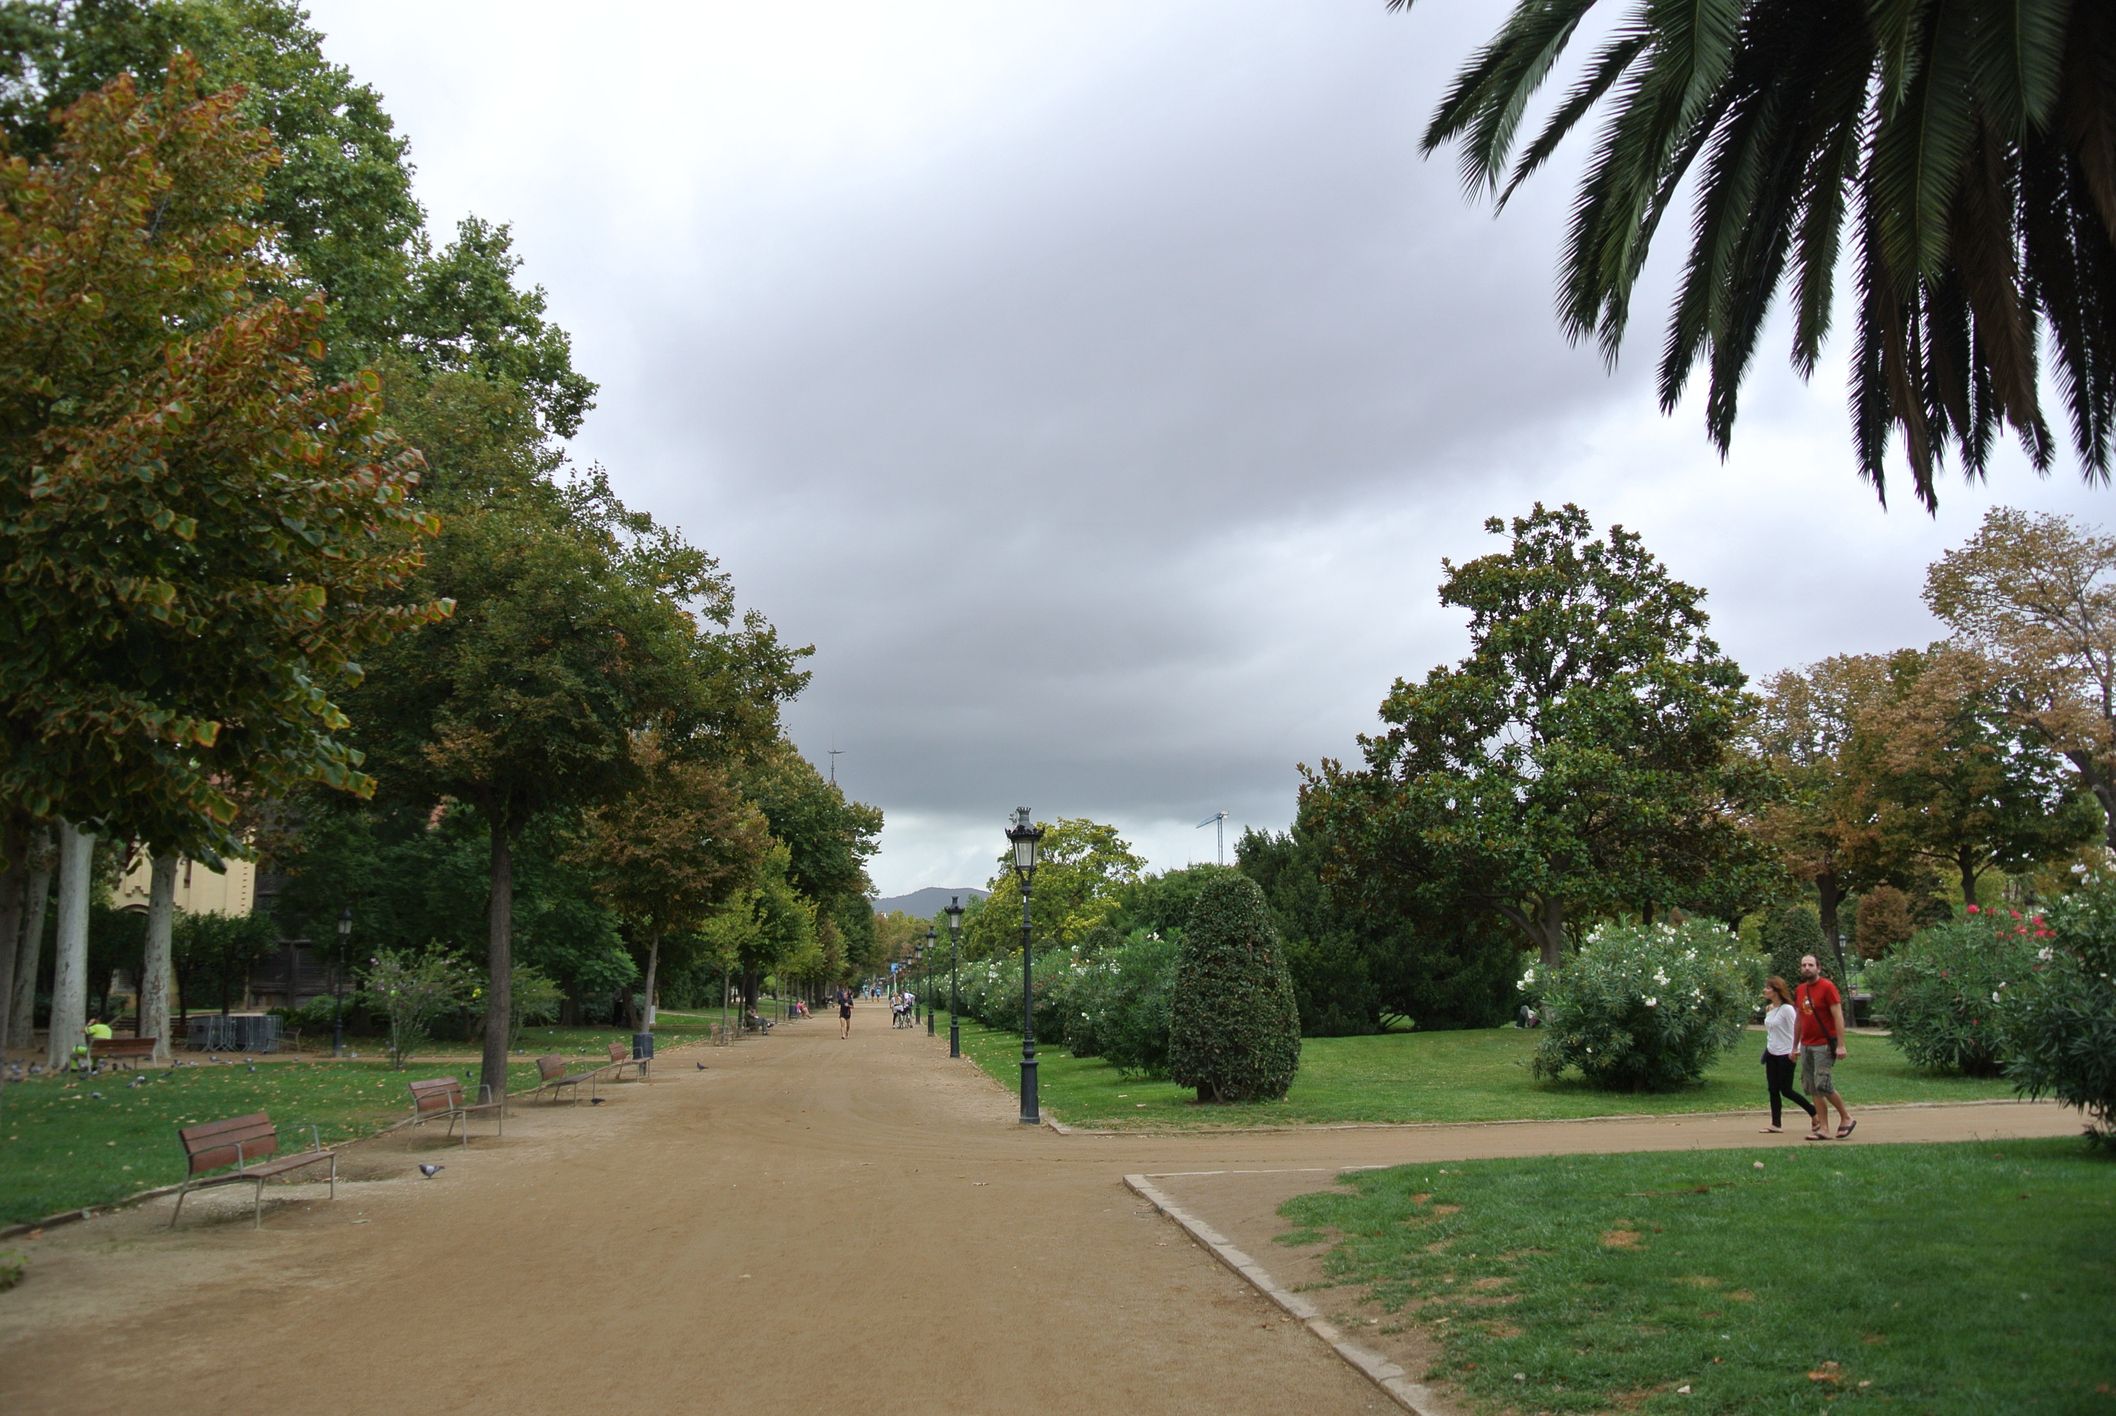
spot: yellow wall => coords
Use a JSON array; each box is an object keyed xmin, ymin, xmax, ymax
[{"xmin": 114, "ymin": 852, "xmax": 256, "ymax": 917}]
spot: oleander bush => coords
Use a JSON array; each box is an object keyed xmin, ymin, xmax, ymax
[
  {"xmin": 1867, "ymin": 907, "xmax": 2048, "ymax": 1076},
  {"xmin": 1168, "ymin": 874, "xmax": 1301, "ymax": 1103},
  {"xmin": 1529, "ymin": 919, "xmax": 1763, "ymax": 1092},
  {"xmin": 1064, "ymin": 931, "xmax": 1178, "ymax": 1076},
  {"xmin": 1997, "ymin": 882, "xmax": 2116, "ymax": 1146}
]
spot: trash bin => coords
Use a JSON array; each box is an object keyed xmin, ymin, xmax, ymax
[{"xmin": 632, "ymin": 1032, "xmax": 654, "ymax": 1060}]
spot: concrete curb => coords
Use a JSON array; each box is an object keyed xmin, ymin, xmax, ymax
[{"xmin": 1125, "ymin": 1171, "xmax": 1449, "ymax": 1416}]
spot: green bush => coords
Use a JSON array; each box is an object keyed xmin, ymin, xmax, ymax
[
  {"xmin": 1064, "ymin": 932, "xmax": 1178, "ymax": 1075},
  {"xmin": 1867, "ymin": 906, "xmax": 2045, "ymax": 1076},
  {"xmin": 1168, "ymin": 874, "xmax": 1301, "ymax": 1103},
  {"xmin": 1998, "ymin": 884, "xmax": 2116, "ymax": 1144},
  {"xmin": 1757, "ymin": 903, "xmax": 1826, "ymax": 992},
  {"xmin": 1529, "ymin": 919, "xmax": 1763, "ymax": 1092},
  {"xmin": 359, "ymin": 948, "xmax": 478, "ymax": 1067}
]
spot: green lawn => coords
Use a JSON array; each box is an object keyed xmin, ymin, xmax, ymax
[
  {"xmin": 0, "ymin": 1014, "xmax": 723, "ymax": 1225},
  {"xmin": 934, "ymin": 1016, "xmax": 2019, "ymax": 1129},
  {"xmin": 1275, "ymin": 1138, "xmax": 2116, "ymax": 1414}
]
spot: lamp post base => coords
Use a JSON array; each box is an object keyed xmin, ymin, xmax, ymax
[
  {"xmin": 1020, "ymin": 1053, "xmax": 1039, "ymax": 1126},
  {"xmin": 949, "ymin": 1020, "xmax": 960, "ymax": 1059}
]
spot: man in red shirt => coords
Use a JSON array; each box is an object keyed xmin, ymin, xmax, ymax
[{"xmin": 1796, "ymin": 954, "xmax": 1855, "ymax": 1139}]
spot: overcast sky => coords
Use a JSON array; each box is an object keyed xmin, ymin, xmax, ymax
[{"xmin": 303, "ymin": 1, "xmax": 2111, "ymax": 899}]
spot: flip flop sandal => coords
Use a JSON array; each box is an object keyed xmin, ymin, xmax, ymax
[
  {"xmin": 1759, "ymin": 1127, "xmax": 1782, "ymax": 1133},
  {"xmin": 1805, "ymin": 1132, "xmax": 1831, "ymax": 1141},
  {"xmin": 1836, "ymin": 1120, "xmax": 1857, "ymax": 1138}
]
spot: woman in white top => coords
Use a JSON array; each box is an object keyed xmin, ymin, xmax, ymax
[{"xmin": 1760, "ymin": 976, "xmax": 1817, "ymax": 1133}]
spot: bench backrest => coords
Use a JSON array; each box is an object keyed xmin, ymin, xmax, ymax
[
  {"xmin": 536, "ymin": 1054, "xmax": 568, "ymax": 1082},
  {"xmin": 178, "ymin": 1112, "xmax": 279, "ymax": 1174},
  {"xmin": 408, "ymin": 1077, "xmax": 464, "ymax": 1115},
  {"xmin": 607, "ymin": 1041, "xmax": 628, "ymax": 1064}
]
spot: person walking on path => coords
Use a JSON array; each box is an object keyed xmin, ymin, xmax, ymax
[
  {"xmin": 1796, "ymin": 954, "xmax": 1855, "ymax": 1140},
  {"xmin": 838, "ymin": 987, "xmax": 853, "ymax": 1039},
  {"xmin": 1759, "ymin": 976, "xmax": 1815, "ymax": 1134}
]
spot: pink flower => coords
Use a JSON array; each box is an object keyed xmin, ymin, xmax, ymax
[{"xmin": 1966, "ymin": 905, "xmax": 1980, "ymax": 915}]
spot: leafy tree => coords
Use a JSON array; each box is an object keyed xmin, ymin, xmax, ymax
[
  {"xmin": 1926, "ymin": 507, "xmax": 2116, "ymax": 849},
  {"xmin": 1856, "ymin": 646, "xmax": 2103, "ymax": 904},
  {"xmin": 1302, "ymin": 504, "xmax": 1757, "ymax": 968},
  {"xmin": 961, "ymin": 817, "xmax": 1146, "ymax": 959},
  {"xmin": 1396, "ymin": 0, "xmax": 2116, "ymax": 508},
  {"xmin": 741, "ymin": 738, "xmax": 879, "ymax": 950},
  {"xmin": 1854, "ymin": 884, "xmax": 1919, "ymax": 960},
  {"xmin": 1237, "ymin": 826, "xmax": 1380, "ymax": 1035},
  {"xmin": 1757, "ymin": 902, "xmax": 1826, "ymax": 993},
  {"xmin": 0, "ymin": 62, "xmax": 439, "ymax": 1054},
  {"xmin": 358, "ymin": 947, "xmax": 475, "ymax": 1068},
  {"xmin": 573, "ymin": 730, "xmax": 769, "ymax": 1027},
  {"xmin": 1167, "ymin": 873, "xmax": 1301, "ymax": 1103},
  {"xmin": 1749, "ymin": 655, "xmax": 1896, "ymax": 962},
  {"xmin": 1113, "ymin": 863, "xmax": 1234, "ymax": 941},
  {"xmin": 170, "ymin": 908, "xmax": 276, "ymax": 1019}
]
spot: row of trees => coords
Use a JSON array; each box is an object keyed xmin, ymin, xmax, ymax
[{"xmin": 0, "ymin": 2, "xmax": 882, "ymax": 1104}]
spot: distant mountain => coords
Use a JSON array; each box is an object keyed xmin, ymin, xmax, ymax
[{"xmin": 871, "ymin": 886, "xmax": 989, "ymax": 918}]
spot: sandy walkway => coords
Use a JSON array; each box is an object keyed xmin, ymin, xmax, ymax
[{"xmin": 0, "ymin": 1018, "xmax": 2080, "ymax": 1416}]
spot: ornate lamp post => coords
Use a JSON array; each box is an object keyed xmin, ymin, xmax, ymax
[
  {"xmin": 925, "ymin": 925, "xmax": 937, "ymax": 1036},
  {"xmin": 1007, "ymin": 807, "xmax": 1044, "ymax": 1125},
  {"xmin": 944, "ymin": 896, "xmax": 964, "ymax": 1059},
  {"xmin": 912, "ymin": 940, "xmax": 923, "ymax": 1028},
  {"xmin": 333, "ymin": 905, "xmax": 351, "ymax": 1058}
]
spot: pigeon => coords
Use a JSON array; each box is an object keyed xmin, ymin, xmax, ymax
[
  {"xmin": 418, "ymin": 1163, "xmax": 444, "ymax": 1178},
  {"xmin": 89, "ymin": 1091, "xmax": 103, "ymax": 1100},
  {"xmin": 207, "ymin": 1053, "xmax": 218, "ymax": 1062},
  {"xmin": 695, "ymin": 1061, "xmax": 707, "ymax": 1071},
  {"xmin": 589, "ymin": 1096, "xmax": 606, "ymax": 1106},
  {"xmin": 246, "ymin": 1064, "xmax": 257, "ymax": 1073}
]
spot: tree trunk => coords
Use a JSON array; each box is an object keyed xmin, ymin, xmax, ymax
[
  {"xmin": 0, "ymin": 815, "xmax": 25, "ymax": 1057},
  {"xmin": 2062, "ymin": 748, "xmax": 2116, "ymax": 852},
  {"xmin": 47, "ymin": 820, "xmax": 94, "ymax": 1070},
  {"xmin": 9, "ymin": 833, "xmax": 50, "ymax": 1051},
  {"xmin": 1958, "ymin": 848, "xmax": 1980, "ymax": 914},
  {"xmin": 142, "ymin": 854, "xmax": 177, "ymax": 1063},
  {"xmin": 1532, "ymin": 897, "xmax": 1566, "ymax": 969},
  {"xmin": 641, "ymin": 931, "xmax": 661, "ymax": 1031},
  {"xmin": 480, "ymin": 817, "xmax": 514, "ymax": 1112},
  {"xmin": 1815, "ymin": 871, "xmax": 1850, "ymax": 988}
]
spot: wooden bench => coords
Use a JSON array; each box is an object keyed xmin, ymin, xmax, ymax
[
  {"xmin": 406, "ymin": 1077, "xmax": 505, "ymax": 1145},
  {"xmin": 171, "ymin": 1111, "xmax": 337, "ymax": 1229},
  {"xmin": 601, "ymin": 1040, "xmax": 649, "ymax": 1083},
  {"xmin": 533, "ymin": 1053, "xmax": 597, "ymax": 1104},
  {"xmin": 89, "ymin": 1037, "xmax": 156, "ymax": 1070}
]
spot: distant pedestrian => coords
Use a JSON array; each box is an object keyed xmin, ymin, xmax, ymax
[
  {"xmin": 838, "ymin": 988, "xmax": 854, "ymax": 1039},
  {"xmin": 1758, "ymin": 976, "xmax": 1815, "ymax": 1134},
  {"xmin": 1796, "ymin": 954, "xmax": 1855, "ymax": 1140}
]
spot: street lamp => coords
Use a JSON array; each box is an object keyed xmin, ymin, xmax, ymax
[
  {"xmin": 333, "ymin": 905, "xmax": 351, "ymax": 1058},
  {"xmin": 925, "ymin": 925, "xmax": 937, "ymax": 1036},
  {"xmin": 1007, "ymin": 807, "xmax": 1044, "ymax": 1125},
  {"xmin": 945, "ymin": 896, "xmax": 964, "ymax": 1059}
]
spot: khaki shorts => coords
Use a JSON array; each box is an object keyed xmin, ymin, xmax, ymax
[{"xmin": 1801, "ymin": 1043, "xmax": 1837, "ymax": 1096}]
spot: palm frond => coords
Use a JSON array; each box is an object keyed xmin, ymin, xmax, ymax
[
  {"xmin": 1870, "ymin": 2, "xmax": 1980, "ymax": 281},
  {"xmin": 1500, "ymin": 29, "xmax": 1652, "ymax": 208},
  {"xmin": 1965, "ymin": 0, "xmax": 2069, "ymax": 136}
]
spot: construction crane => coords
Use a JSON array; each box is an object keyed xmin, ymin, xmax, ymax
[{"xmin": 1196, "ymin": 810, "xmax": 1228, "ymax": 866}]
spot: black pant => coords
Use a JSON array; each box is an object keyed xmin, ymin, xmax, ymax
[{"xmin": 1765, "ymin": 1053, "xmax": 1814, "ymax": 1128}]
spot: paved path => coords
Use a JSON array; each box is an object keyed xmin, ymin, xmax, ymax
[{"xmin": 0, "ymin": 1017, "xmax": 2080, "ymax": 1416}]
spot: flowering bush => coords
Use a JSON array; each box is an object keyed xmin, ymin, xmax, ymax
[
  {"xmin": 1530, "ymin": 920, "xmax": 1763, "ymax": 1092},
  {"xmin": 1867, "ymin": 905, "xmax": 2049, "ymax": 1076},
  {"xmin": 1996, "ymin": 881, "xmax": 2116, "ymax": 1145},
  {"xmin": 1064, "ymin": 932, "xmax": 1178, "ymax": 1076},
  {"xmin": 359, "ymin": 948, "xmax": 478, "ymax": 1068}
]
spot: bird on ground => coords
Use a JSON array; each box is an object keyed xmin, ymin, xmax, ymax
[
  {"xmin": 589, "ymin": 1097, "xmax": 606, "ymax": 1106},
  {"xmin": 246, "ymin": 1064, "xmax": 257, "ymax": 1073},
  {"xmin": 695, "ymin": 1061, "xmax": 707, "ymax": 1071},
  {"xmin": 88, "ymin": 1091, "xmax": 102, "ymax": 1100},
  {"xmin": 418, "ymin": 1163, "xmax": 444, "ymax": 1178},
  {"xmin": 207, "ymin": 1053, "xmax": 218, "ymax": 1062}
]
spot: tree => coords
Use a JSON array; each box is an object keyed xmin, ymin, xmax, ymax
[
  {"xmin": 1926, "ymin": 507, "xmax": 2116, "ymax": 849},
  {"xmin": 1396, "ymin": 0, "xmax": 2116, "ymax": 508},
  {"xmin": 1302, "ymin": 504, "xmax": 1757, "ymax": 967},
  {"xmin": 1856, "ymin": 646, "xmax": 2103, "ymax": 904},
  {"xmin": 0, "ymin": 61, "xmax": 439, "ymax": 1057},
  {"xmin": 1167, "ymin": 873, "xmax": 1301, "ymax": 1103},
  {"xmin": 573, "ymin": 730, "xmax": 769, "ymax": 1028},
  {"xmin": 961, "ymin": 817, "xmax": 1146, "ymax": 959}
]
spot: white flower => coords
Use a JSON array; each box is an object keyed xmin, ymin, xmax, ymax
[
  {"xmin": 2038, "ymin": 947, "xmax": 2054, "ymax": 963},
  {"xmin": 1653, "ymin": 969, "xmax": 1670, "ymax": 987},
  {"xmin": 1644, "ymin": 996, "xmax": 1658, "ymax": 1008}
]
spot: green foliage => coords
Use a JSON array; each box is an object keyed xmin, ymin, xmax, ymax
[
  {"xmin": 1402, "ymin": 0, "xmax": 2116, "ymax": 507},
  {"xmin": 1757, "ymin": 902, "xmax": 1826, "ymax": 991},
  {"xmin": 960, "ymin": 817, "xmax": 1145, "ymax": 959},
  {"xmin": 1301, "ymin": 504, "xmax": 1760, "ymax": 969},
  {"xmin": 170, "ymin": 909, "xmax": 277, "ymax": 1016},
  {"xmin": 1060, "ymin": 931, "xmax": 1177, "ymax": 1077},
  {"xmin": 0, "ymin": 1249, "xmax": 22, "ymax": 1292},
  {"xmin": 1168, "ymin": 874, "xmax": 1301, "ymax": 1103},
  {"xmin": 1999, "ymin": 880, "xmax": 2116, "ymax": 1145},
  {"xmin": 1854, "ymin": 883, "xmax": 1920, "ymax": 959},
  {"xmin": 1529, "ymin": 919, "xmax": 1763, "ymax": 1092},
  {"xmin": 508, "ymin": 962, "xmax": 563, "ymax": 1052},
  {"xmin": 359, "ymin": 947, "xmax": 476, "ymax": 1068},
  {"xmin": 1113, "ymin": 864, "xmax": 1231, "ymax": 939},
  {"xmin": 1868, "ymin": 907, "xmax": 2048, "ymax": 1075}
]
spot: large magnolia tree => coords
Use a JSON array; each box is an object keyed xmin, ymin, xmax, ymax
[{"xmin": 1396, "ymin": 0, "xmax": 2116, "ymax": 509}]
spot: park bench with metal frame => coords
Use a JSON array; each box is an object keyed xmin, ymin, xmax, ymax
[
  {"xmin": 88, "ymin": 1037, "xmax": 156, "ymax": 1070},
  {"xmin": 171, "ymin": 1111, "xmax": 337, "ymax": 1229},
  {"xmin": 601, "ymin": 1040, "xmax": 650, "ymax": 1083},
  {"xmin": 405, "ymin": 1076, "xmax": 505, "ymax": 1145},
  {"xmin": 532, "ymin": 1053, "xmax": 603, "ymax": 1103}
]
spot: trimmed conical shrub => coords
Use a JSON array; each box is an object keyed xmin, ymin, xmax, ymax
[{"xmin": 1168, "ymin": 873, "xmax": 1301, "ymax": 1102}]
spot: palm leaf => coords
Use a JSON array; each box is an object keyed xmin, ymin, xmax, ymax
[
  {"xmin": 1869, "ymin": 0, "xmax": 1980, "ymax": 282},
  {"xmin": 1964, "ymin": 0, "xmax": 2069, "ymax": 137},
  {"xmin": 1501, "ymin": 28, "xmax": 1652, "ymax": 208}
]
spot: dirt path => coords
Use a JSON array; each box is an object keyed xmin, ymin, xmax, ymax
[{"xmin": 0, "ymin": 1019, "xmax": 2081, "ymax": 1416}]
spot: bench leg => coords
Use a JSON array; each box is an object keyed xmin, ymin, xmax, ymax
[{"xmin": 170, "ymin": 1182, "xmax": 190, "ymax": 1229}]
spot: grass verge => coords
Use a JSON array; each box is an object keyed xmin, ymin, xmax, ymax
[
  {"xmin": 933, "ymin": 1016, "xmax": 2018, "ymax": 1129},
  {"xmin": 1274, "ymin": 1137, "xmax": 2114, "ymax": 1414}
]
